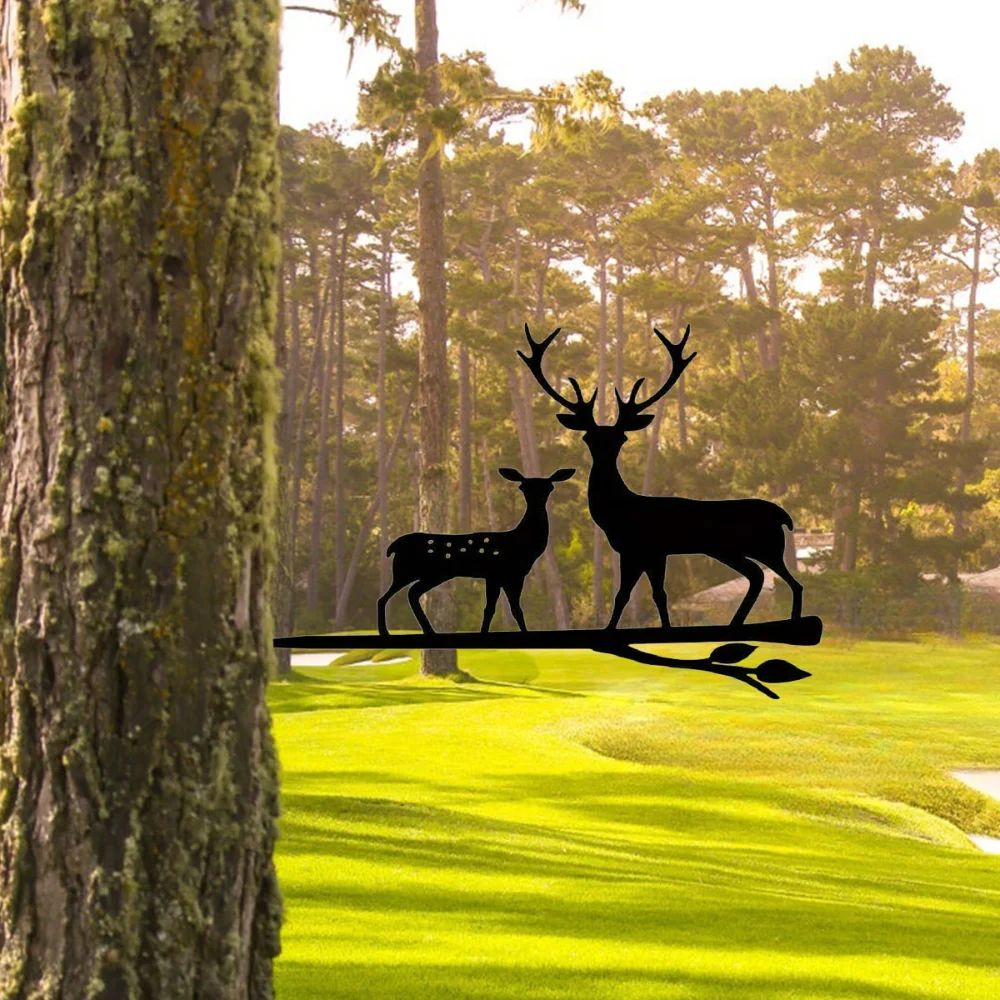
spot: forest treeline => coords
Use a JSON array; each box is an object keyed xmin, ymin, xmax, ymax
[{"xmin": 274, "ymin": 44, "xmax": 1000, "ymax": 642}]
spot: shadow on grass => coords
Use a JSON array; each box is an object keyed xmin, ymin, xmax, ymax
[
  {"xmin": 269, "ymin": 680, "xmax": 514, "ymax": 715},
  {"xmin": 276, "ymin": 959, "xmax": 966, "ymax": 1000},
  {"xmin": 277, "ymin": 773, "xmax": 1000, "ymax": 972},
  {"xmin": 270, "ymin": 671, "xmax": 588, "ymax": 715}
]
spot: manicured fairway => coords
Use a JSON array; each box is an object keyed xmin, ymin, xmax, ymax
[{"xmin": 269, "ymin": 638, "xmax": 1000, "ymax": 999}]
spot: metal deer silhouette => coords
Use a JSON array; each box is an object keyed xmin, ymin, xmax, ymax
[
  {"xmin": 378, "ymin": 467, "xmax": 576, "ymax": 635},
  {"xmin": 519, "ymin": 324, "xmax": 803, "ymax": 630}
]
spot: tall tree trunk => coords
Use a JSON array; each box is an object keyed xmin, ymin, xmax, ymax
[
  {"xmin": 0, "ymin": 3, "xmax": 282, "ymax": 996},
  {"xmin": 336, "ymin": 389, "xmax": 415, "ymax": 626},
  {"xmin": 962, "ymin": 221, "xmax": 981, "ymax": 447},
  {"xmin": 643, "ymin": 292, "xmax": 684, "ymax": 496},
  {"xmin": 946, "ymin": 218, "xmax": 982, "ymax": 639},
  {"xmin": 764, "ymin": 193, "xmax": 783, "ymax": 370},
  {"xmin": 377, "ymin": 230, "xmax": 392, "ymax": 595},
  {"xmin": 306, "ymin": 229, "xmax": 341, "ymax": 611},
  {"xmin": 741, "ymin": 250, "xmax": 772, "ymax": 371},
  {"xmin": 279, "ymin": 262, "xmax": 304, "ymax": 664},
  {"xmin": 954, "ymin": 219, "xmax": 982, "ymax": 545},
  {"xmin": 480, "ymin": 439, "xmax": 512, "ymax": 629},
  {"xmin": 523, "ymin": 256, "xmax": 570, "ymax": 629},
  {"xmin": 458, "ymin": 341, "xmax": 473, "ymax": 532},
  {"xmin": 862, "ymin": 230, "xmax": 882, "ymax": 309},
  {"xmin": 415, "ymin": 0, "xmax": 456, "ymax": 673},
  {"xmin": 834, "ymin": 471, "xmax": 860, "ymax": 573},
  {"xmin": 334, "ymin": 227, "xmax": 349, "ymax": 606},
  {"xmin": 613, "ymin": 254, "xmax": 625, "ymax": 603},
  {"xmin": 676, "ymin": 371, "xmax": 688, "ymax": 448},
  {"xmin": 289, "ymin": 263, "xmax": 332, "ymax": 600},
  {"xmin": 534, "ymin": 255, "xmax": 549, "ymax": 326},
  {"xmin": 274, "ymin": 262, "xmax": 293, "ymax": 675},
  {"xmin": 593, "ymin": 251, "xmax": 608, "ymax": 624},
  {"xmin": 283, "ymin": 266, "xmax": 303, "ymax": 470}
]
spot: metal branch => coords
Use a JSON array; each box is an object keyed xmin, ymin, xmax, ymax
[{"xmin": 593, "ymin": 643, "xmax": 780, "ymax": 699}]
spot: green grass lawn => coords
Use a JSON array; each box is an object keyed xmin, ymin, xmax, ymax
[{"xmin": 269, "ymin": 638, "xmax": 1000, "ymax": 999}]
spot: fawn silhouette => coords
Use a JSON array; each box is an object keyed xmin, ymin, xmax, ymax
[
  {"xmin": 378, "ymin": 467, "xmax": 576, "ymax": 635},
  {"xmin": 519, "ymin": 323, "xmax": 803, "ymax": 630}
]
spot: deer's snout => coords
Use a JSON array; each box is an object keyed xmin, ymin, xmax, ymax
[{"xmin": 520, "ymin": 483, "xmax": 554, "ymax": 497}]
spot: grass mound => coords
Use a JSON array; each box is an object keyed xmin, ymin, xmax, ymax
[{"xmin": 271, "ymin": 637, "xmax": 1000, "ymax": 1000}]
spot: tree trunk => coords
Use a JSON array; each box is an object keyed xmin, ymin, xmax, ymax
[
  {"xmin": 306, "ymin": 229, "xmax": 341, "ymax": 611},
  {"xmin": 954, "ymin": 219, "xmax": 981, "ymax": 545},
  {"xmin": 335, "ymin": 389, "xmax": 415, "ymax": 626},
  {"xmin": 274, "ymin": 262, "xmax": 294, "ymax": 675},
  {"xmin": 415, "ymin": 0, "xmax": 457, "ymax": 674},
  {"xmin": 834, "ymin": 474, "xmax": 860, "ymax": 574},
  {"xmin": 377, "ymin": 230, "xmax": 392, "ymax": 595},
  {"xmin": 0, "ymin": 3, "xmax": 282, "ymax": 996},
  {"xmin": 764, "ymin": 193, "xmax": 783, "ymax": 370},
  {"xmin": 613, "ymin": 254, "xmax": 625, "ymax": 603},
  {"xmin": 741, "ymin": 250, "xmax": 772, "ymax": 372},
  {"xmin": 962, "ymin": 221, "xmax": 981, "ymax": 446},
  {"xmin": 643, "ymin": 294, "xmax": 684, "ymax": 496},
  {"xmin": 458, "ymin": 341, "xmax": 473, "ymax": 532},
  {"xmin": 289, "ymin": 263, "xmax": 332, "ymax": 600},
  {"xmin": 529, "ymin": 257, "xmax": 570, "ymax": 629},
  {"xmin": 862, "ymin": 229, "xmax": 882, "ymax": 309},
  {"xmin": 593, "ymin": 252, "xmax": 608, "ymax": 624},
  {"xmin": 676, "ymin": 372, "xmax": 688, "ymax": 449},
  {"xmin": 334, "ymin": 227, "xmax": 349, "ymax": 606},
  {"xmin": 481, "ymin": 439, "xmax": 512, "ymax": 629}
]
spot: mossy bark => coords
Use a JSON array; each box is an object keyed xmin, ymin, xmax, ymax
[{"xmin": 0, "ymin": 1, "xmax": 282, "ymax": 996}]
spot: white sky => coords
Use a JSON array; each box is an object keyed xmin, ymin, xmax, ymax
[{"xmin": 279, "ymin": 0, "xmax": 1000, "ymax": 306}]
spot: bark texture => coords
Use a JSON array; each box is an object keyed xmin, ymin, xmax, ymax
[
  {"xmin": 0, "ymin": 2, "xmax": 283, "ymax": 996},
  {"xmin": 415, "ymin": 0, "xmax": 456, "ymax": 673}
]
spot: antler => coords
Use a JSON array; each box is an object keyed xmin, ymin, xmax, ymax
[
  {"xmin": 518, "ymin": 324, "xmax": 599, "ymax": 428},
  {"xmin": 614, "ymin": 325, "xmax": 697, "ymax": 429}
]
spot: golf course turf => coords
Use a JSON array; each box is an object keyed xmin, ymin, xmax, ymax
[{"xmin": 269, "ymin": 637, "xmax": 1000, "ymax": 999}]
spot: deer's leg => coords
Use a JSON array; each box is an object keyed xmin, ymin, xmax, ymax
[
  {"xmin": 406, "ymin": 581, "xmax": 438, "ymax": 634},
  {"xmin": 377, "ymin": 579, "xmax": 407, "ymax": 635},
  {"xmin": 503, "ymin": 580, "xmax": 528, "ymax": 632},
  {"xmin": 605, "ymin": 556, "xmax": 643, "ymax": 631},
  {"xmin": 481, "ymin": 582, "xmax": 501, "ymax": 633},
  {"xmin": 722, "ymin": 557, "xmax": 765, "ymax": 626},
  {"xmin": 765, "ymin": 560, "xmax": 803, "ymax": 619},
  {"xmin": 646, "ymin": 556, "xmax": 671, "ymax": 628},
  {"xmin": 377, "ymin": 566, "xmax": 417, "ymax": 635}
]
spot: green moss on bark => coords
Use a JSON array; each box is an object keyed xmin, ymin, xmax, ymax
[{"xmin": 0, "ymin": 1, "xmax": 284, "ymax": 997}]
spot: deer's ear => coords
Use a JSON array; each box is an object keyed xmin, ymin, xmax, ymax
[
  {"xmin": 548, "ymin": 468, "xmax": 576, "ymax": 482},
  {"xmin": 621, "ymin": 414, "xmax": 655, "ymax": 430},
  {"xmin": 498, "ymin": 467, "xmax": 525, "ymax": 482},
  {"xmin": 557, "ymin": 413, "xmax": 592, "ymax": 430}
]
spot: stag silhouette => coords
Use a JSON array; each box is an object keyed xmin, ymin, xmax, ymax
[{"xmin": 519, "ymin": 324, "xmax": 803, "ymax": 630}]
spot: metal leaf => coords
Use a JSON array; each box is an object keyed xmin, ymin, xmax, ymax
[
  {"xmin": 711, "ymin": 642, "xmax": 757, "ymax": 664},
  {"xmin": 753, "ymin": 659, "xmax": 811, "ymax": 684}
]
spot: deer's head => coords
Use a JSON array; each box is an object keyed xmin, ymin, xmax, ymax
[
  {"xmin": 518, "ymin": 323, "xmax": 696, "ymax": 463},
  {"xmin": 498, "ymin": 466, "xmax": 576, "ymax": 502}
]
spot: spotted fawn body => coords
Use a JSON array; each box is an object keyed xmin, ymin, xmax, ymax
[{"xmin": 378, "ymin": 467, "xmax": 575, "ymax": 634}]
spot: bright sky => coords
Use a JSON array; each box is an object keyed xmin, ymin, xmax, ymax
[
  {"xmin": 280, "ymin": 0, "xmax": 999, "ymax": 163},
  {"xmin": 279, "ymin": 0, "xmax": 1000, "ymax": 306}
]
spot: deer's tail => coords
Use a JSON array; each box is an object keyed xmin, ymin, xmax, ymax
[{"xmin": 779, "ymin": 507, "xmax": 794, "ymax": 531}]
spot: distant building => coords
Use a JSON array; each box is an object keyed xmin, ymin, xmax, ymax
[{"xmin": 677, "ymin": 530, "xmax": 833, "ymax": 617}]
